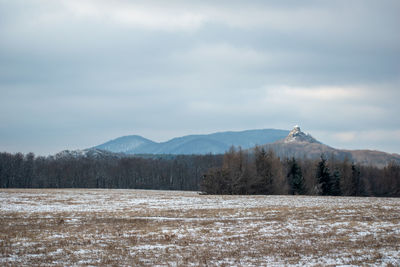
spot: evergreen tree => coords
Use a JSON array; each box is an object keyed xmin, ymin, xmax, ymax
[
  {"xmin": 316, "ymin": 155, "xmax": 331, "ymax": 195},
  {"xmin": 330, "ymin": 169, "xmax": 342, "ymax": 196},
  {"xmin": 351, "ymin": 162, "xmax": 361, "ymax": 196},
  {"xmin": 287, "ymin": 157, "xmax": 305, "ymax": 195}
]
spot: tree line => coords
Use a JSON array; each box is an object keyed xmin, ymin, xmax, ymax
[
  {"xmin": 201, "ymin": 147, "xmax": 400, "ymax": 197},
  {"xmin": 0, "ymin": 149, "xmax": 399, "ymax": 197},
  {"xmin": 0, "ymin": 152, "xmax": 221, "ymax": 190}
]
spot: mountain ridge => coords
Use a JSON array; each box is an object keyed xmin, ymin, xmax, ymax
[
  {"xmin": 52, "ymin": 126, "xmax": 400, "ymax": 168},
  {"xmin": 93, "ymin": 128, "xmax": 290, "ymax": 155},
  {"xmin": 95, "ymin": 135, "xmax": 156, "ymax": 153}
]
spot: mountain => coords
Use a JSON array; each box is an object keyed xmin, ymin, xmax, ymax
[
  {"xmin": 56, "ymin": 126, "xmax": 399, "ymax": 168},
  {"xmin": 282, "ymin": 125, "xmax": 320, "ymax": 144},
  {"xmin": 263, "ymin": 126, "xmax": 400, "ymax": 168},
  {"xmin": 95, "ymin": 135, "xmax": 156, "ymax": 153},
  {"xmin": 93, "ymin": 129, "xmax": 290, "ymax": 155}
]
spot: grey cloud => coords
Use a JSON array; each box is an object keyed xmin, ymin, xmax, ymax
[{"xmin": 0, "ymin": 0, "xmax": 399, "ymax": 155}]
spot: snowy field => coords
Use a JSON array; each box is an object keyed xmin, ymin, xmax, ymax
[{"xmin": 1, "ymin": 189, "xmax": 399, "ymax": 266}]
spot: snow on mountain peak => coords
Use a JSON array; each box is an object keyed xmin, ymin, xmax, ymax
[{"xmin": 284, "ymin": 126, "xmax": 320, "ymax": 144}]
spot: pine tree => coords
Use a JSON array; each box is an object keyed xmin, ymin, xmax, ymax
[
  {"xmin": 330, "ymin": 169, "xmax": 342, "ymax": 196},
  {"xmin": 287, "ymin": 157, "xmax": 305, "ymax": 195},
  {"xmin": 351, "ymin": 162, "xmax": 361, "ymax": 196},
  {"xmin": 316, "ymin": 155, "xmax": 331, "ymax": 195}
]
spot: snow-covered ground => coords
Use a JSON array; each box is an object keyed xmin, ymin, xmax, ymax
[{"xmin": 1, "ymin": 189, "xmax": 399, "ymax": 266}]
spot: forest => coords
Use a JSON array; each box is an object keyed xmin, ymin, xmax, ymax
[
  {"xmin": 0, "ymin": 148, "xmax": 399, "ymax": 197},
  {"xmin": 201, "ymin": 147, "xmax": 400, "ymax": 197},
  {"xmin": 0, "ymin": 152, "xmax": 221, "ymax": 191}
]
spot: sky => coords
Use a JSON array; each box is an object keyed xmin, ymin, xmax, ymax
[{"xmin": 1, "ymin": 0, "xmax": 400, "ymax": 156}]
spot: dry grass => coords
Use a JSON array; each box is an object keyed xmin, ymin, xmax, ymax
[{"xmin": 0, "ymin": 189, "xmax": 399, "ymax": 266}]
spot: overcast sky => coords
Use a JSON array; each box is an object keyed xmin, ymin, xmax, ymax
[{"xmin": 1, "ymin": 0, "xmax": 399, "ymax": 155}]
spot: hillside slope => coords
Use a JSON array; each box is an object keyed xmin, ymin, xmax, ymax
[
  {"xmin": 94, "ymin": 129, "xmax": 290, "ymax": 155},
  {"xmin": 262, "ymin": 126, "xmax": 400, "ymax": 167}
]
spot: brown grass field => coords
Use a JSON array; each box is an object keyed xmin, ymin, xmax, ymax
[{"xmin": 0, "ymin": 189, "xmax": 399, "ymax": 266}]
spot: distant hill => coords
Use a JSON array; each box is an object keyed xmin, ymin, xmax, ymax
[
  {"xmin": 262, "ymin": 126, "xmax": 400, "ymax": 168},
  {"xmin": 95, "ymin": 135, "xmax": 156, "ymax": 154},
  {"xmin": 66, "ymin": 126, "xmax": 400, "ymax": 168},
  {"xmin": 93, "ymin": 129, "xmax": 290, "ymax": 155}
]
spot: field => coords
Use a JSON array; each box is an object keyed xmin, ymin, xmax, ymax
[{"xmin": 1, "ymin": 189, "xmax": 399, "ymax": 266}]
